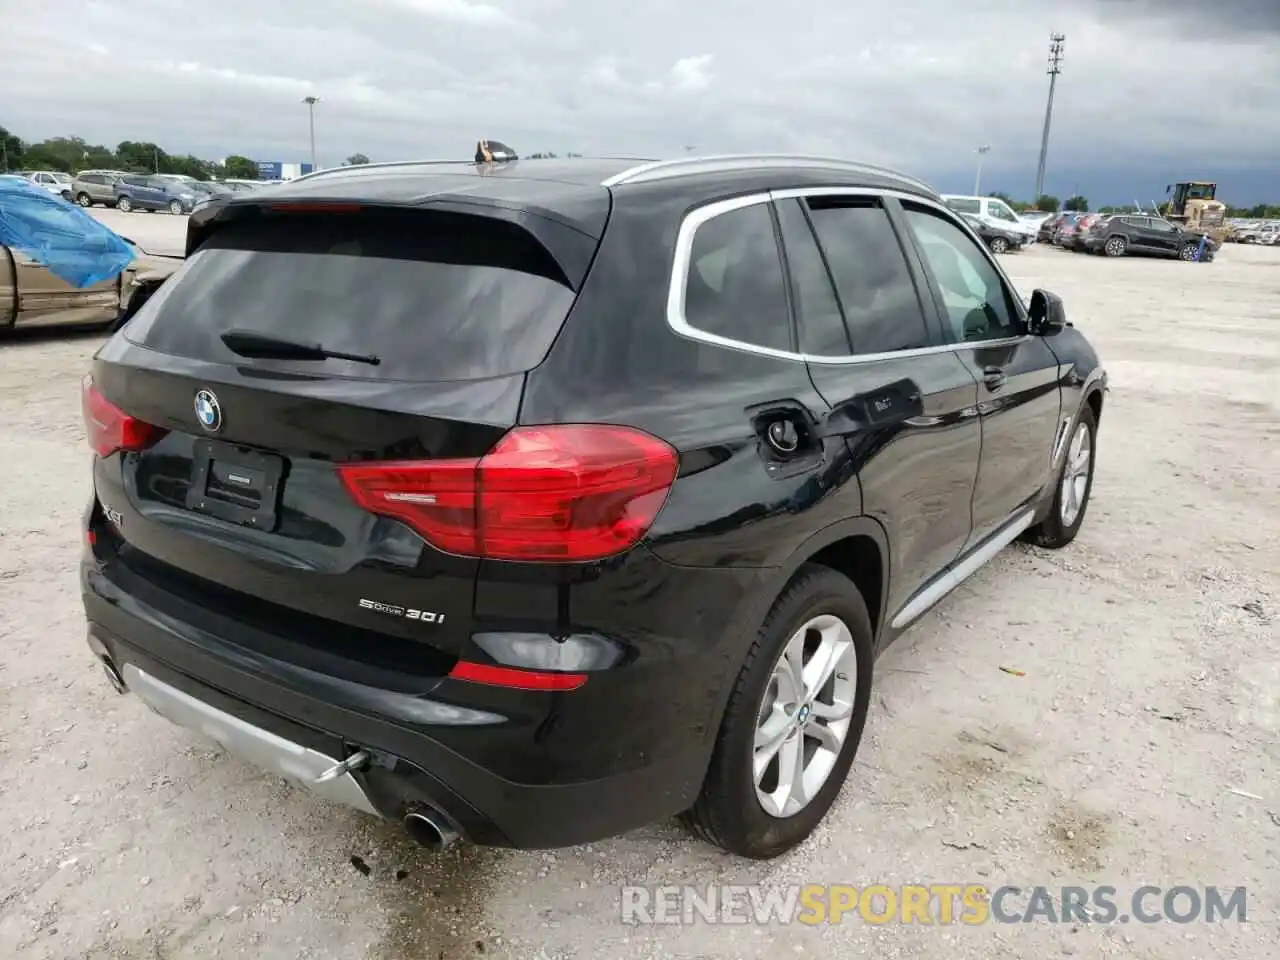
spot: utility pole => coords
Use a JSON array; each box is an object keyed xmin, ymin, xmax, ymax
[
  {"xmin": 303, "ymin": 96, "xmax": 320, "ymax": 170},
  {"xmin": 974, "ymin": 145, "xmax": 991, "ymax": 196},
  {"xmin": 1033, "ymin": 33, "xmax": 1065, "ymax": 201}
]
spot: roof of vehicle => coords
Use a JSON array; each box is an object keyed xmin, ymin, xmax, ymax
[{"xmin": 233, "ymin": 154, "xmax": 938, "ymax": 241}]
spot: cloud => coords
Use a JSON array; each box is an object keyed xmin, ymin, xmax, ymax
[
  {"xmin": 1, "ymin": 0, "xmax": 1277, "ymax": 203},
  {"xmin": 376, "ymin": 0, "xmax": 519, "ymax": 26},
  {"xmin": 669, "ymin": 55, "xmax": 714, "ymax": 91}
]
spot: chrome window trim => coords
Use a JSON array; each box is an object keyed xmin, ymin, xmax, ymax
[{"xmin": 665, "ymin": 186, "xmax": 1032, "ymax": 366}]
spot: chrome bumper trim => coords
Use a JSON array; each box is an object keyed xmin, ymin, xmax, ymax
[{"xmin": 122, "ymin": 664, "xmax": 379, "ymax": 816}]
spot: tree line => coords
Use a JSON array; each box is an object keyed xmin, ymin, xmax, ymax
[{"xmin": 0, "ymin": 127, "xmax": 379, "ymax": 181}]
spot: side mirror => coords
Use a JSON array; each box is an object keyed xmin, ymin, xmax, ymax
[{"xmin": 1028, "ymin": 289, "xmax": 1067, "ymax": 335}]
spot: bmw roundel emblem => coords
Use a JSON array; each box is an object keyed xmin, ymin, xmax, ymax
[{"xmin": 194, "ymin": 389, "xmax": 222, "ymax": 433}]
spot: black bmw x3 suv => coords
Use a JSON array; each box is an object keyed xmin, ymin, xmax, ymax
[{"xmin": 81, "ymin": 153, "xmax": 1106, "ymax": 860}]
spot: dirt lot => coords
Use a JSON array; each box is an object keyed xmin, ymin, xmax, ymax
[{"xmin": 1, "ymin": 216, "xmax": 1276, "ymax": 958}]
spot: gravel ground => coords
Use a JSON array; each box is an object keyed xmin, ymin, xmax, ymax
[{"xmin": 1, "ymin": 212, "xmax": 1277, "ymax": 959}]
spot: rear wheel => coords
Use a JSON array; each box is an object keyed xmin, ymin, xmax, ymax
[
  {"xmin": 1104, "ymin": 236, "xmax": 1126, "ymax": 257},
  {"xmin": 683, "ymin": 565, "xmax": 873, "ymax": 859},
  {"xmin": 116, "ymin": 195, "xmax": 133, "ymax": 213},
  {"xmin": 989, "ymin": 237, "xmax": 1009, "ymax": 255},
  {"xmin": 76, "ymin": 192, "xmax": 93, "ymax": 207}
]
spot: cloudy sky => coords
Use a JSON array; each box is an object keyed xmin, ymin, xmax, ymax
[{"xmin": 2, "ymin": 0, "xmax": 1277, "ymax": 204}]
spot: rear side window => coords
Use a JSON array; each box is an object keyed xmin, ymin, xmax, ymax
[
  {"xmin": 682, "ymin": 202, "xmax": 791, "ymax": 352},
  {"xmin": 804, "ymin": 199, "xmax": 931, "ymax": 354},
  {"xmin": 125, "ymin": 211, "xmax": 578, "ymax": 382},
  {"xmin": 774, "ymin": 199, "xmax": 850, "ymax": 356},
  {"xmin": 946, "ymin": 198, "xmax": 981, "ymax": 215}
]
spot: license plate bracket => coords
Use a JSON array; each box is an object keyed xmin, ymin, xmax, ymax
[{"xmin": 186, "ymin": 439, "xmax": 284, "ymax": 531}]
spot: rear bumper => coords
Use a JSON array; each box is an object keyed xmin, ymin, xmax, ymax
[{"xmin": 81, "ymin": 552, "xmax": 718, "ymax": 849}]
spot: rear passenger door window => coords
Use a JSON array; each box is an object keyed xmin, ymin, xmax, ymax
[
  {"xmin": 773, "ymin": 199, "xmax": 850, "ymax": 356},
  {"xmin": 681, "ymin": 201, "xmax": 792, "ymax": 353},
  {"xmin": 901, "ymin": 206, "xmax": 1024, "ymax": 343},
  {"xmin": 804, "ymin": 198, "xmax": 932, "ymax": 354}
]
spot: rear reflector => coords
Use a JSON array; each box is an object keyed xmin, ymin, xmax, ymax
[
  {"xmin": 82, "ymin": 376, "xmax": 167, "ymax": 458},
  {"xmin": 337, "ymin": 424, "xmax": 678, "ymax": 562},
  {"xmin": 448, "ymin": 661, "xmax": 587, "ymax": 692}
]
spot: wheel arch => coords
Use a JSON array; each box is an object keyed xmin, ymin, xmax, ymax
[{"xmin": 758, "ymin": 516, "xmax": 890, "ymax": 644}]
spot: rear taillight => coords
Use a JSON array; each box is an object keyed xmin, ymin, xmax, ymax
[
  {"xmin": 337, "ymin": 424, "xmax": 679, "ymax": 562},
  {"xmin": 81, "ymin": 375, "xmax": 167, "ymax": 458}
]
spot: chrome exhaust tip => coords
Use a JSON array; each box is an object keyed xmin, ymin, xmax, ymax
[
  {"xmin": 403, "ymin": 809, "xmax": 461, "ymax": 851},
  {"xmin": 100, "ymin": 658, "xmax": 126, "ymax": 695}
]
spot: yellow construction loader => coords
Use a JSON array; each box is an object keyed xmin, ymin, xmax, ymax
[{"xmin": 1163, "ymin": 181, "xmax": 1228, "ymax": 244}]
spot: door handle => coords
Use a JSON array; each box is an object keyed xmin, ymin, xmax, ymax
[{"xmin": 982, "ymin": 366, "xmax": 1007, "ymax": 390}]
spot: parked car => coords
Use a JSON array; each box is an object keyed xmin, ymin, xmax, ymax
[
  {"xmin": 959, "ymin": 212, "xmax": 1025, "ymax": 254},
  {"xmin": 113, "ymin": 175, "xmax": 198, "ymax": 214},
  {"xmin": 81, "ymin": 153, "xmax": 1106, "ymax": 859},
  {"xmin": 1234, "ymin": 222, "xmax": 1279, "ymax": 244},
  {"xmin": 1065, "ymin": 214, "xmax": 1108, "ymax": 250},
  {"xmin": 20, "ymin": 170, "xmax": 75, "ymax": 201},
  {"xmin": 73, "ymin": 171, "xmax": 127, "ymax": 207},
  {"xmin": 188, "ymin": 180, "xmax": 233, "ymax": 201},
  {"xmin": 942, "ymin": 194, "xmax": 1038, "ymax": 243},
  {"xmin": 1053, "ymin": 213, "xmax": 1089, "ymax": 246},
  {"xmin": 1, "ymin": 234, "xmax": 180, "ymax": 334},
  {"xmin": 1038, "ymin": 213, "xmax": 1065, "ymax": 243},
  {"xmin": 1081, "ymin": 214, "xmax": 1218, "ymax": 261}
]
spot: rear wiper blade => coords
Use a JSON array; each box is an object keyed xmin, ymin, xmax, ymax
[{"xmin": 220, "ymin": 328, "xmax": 380, "ymax": 366}]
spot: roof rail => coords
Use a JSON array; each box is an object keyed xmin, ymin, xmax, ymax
[
  {"xmin": 600, "ymin": 154, "xmax": 935, "ymax": 194},
  {"xmin": 291, "ymin": 158, "xmax": 479, "ymax": 183}
]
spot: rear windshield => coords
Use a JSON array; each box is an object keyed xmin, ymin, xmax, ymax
[{"xmin": 124, "ymin": 210, "xmax": 576, "ymax": 382}]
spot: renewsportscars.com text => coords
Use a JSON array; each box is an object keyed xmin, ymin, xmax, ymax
[{"xmin": 620, "ymin": 884, "xmax": 1248, "ymax": 926}]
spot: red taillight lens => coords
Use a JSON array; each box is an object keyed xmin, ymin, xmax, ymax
[
  {"xmin": 448, "ymin": 661, "xmax": 587, "ymax": 691},
  {"xmin": 337, "ymin": 424, "xmax": 679, "ymax": 562},
  {"xmin": 82, "ymin": 375, "xmax": 167, "ymax": 458}
]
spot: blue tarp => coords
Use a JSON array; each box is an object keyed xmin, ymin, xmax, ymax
[{"xmin": 0, "ymin": 176, "xmax": 135, "ymax": 288}]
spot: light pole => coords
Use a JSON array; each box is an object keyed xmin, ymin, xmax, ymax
[
  {"xmin": 1034, "ymin": 34, "xmax": 1065, "ymax": 201},
  {"xmin": 302, "ymin": 96, "xmax": 320, "ymax": 170},
  {"xmin": 974, "ymin": 145, "xmax": 991, "ymax": 196}
]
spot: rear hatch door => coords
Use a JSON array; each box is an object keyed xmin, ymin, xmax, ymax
[{"xmin": 91, "ymin": 204, "xmax": 593, "ymax": 670}]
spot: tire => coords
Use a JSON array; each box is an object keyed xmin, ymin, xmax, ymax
[
  {"xmin": 116, "ymin": 195, "xmax": 133, "ymax": 213},
  {"xmin": 1024, "ymin": 401, "xmax": 1097, "ymax": 549},
  {"xmin": 989, "ymin": 237, "xmax": 1009, "ymax": 255},
  {"xmin": 682, "ymin": 565, "xmax": 874, "ymax": 859},
  {"xmin": 1179, "ymin": 242, "xmax": 1199, "ymax": 262},
  {"xmin": 1103, "ymin": 236, "xmax": 1126, "ymax": 257},
  {"xmin": 168, "ymin": 199, "xmax": 183, "ymax": 215},
  {"xmin": 61, "ymin": 190, "xmax": 73, "ymax": 202},
  {"xmin": 75, "ymin": 192, "xmax": 93, "ymax": 207}
]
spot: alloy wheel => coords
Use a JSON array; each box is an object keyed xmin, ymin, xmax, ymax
[
  {"xmin": 1059, "ymin": 421, "xmax": 1092, "ymax": 527},
  {"xmin": 1105, "ymin": 238, "xmax": 1125, "ymax": 257},
  {"xmin": 753, "ymin": 614, "xmax": 856, "ymax": 818}
]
